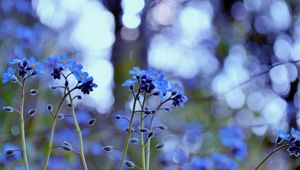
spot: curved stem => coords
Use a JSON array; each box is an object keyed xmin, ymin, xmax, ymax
[
  {"xmin": 43, "ymin": 88, "xmax": 75, "ymax": 170},
  {"xmin": 67, "ymin": 89, "xmax": 88, "ymax": 170},
  {"xmin": 118, "ymin": 91, "xmax": 140, "ymax": 170},
  {"xmin": 20, "ymin": 79, "xmax": 29, "ymax": 170},
  {"xmin": 139, "ymin": 93, "xmax": 146, "ymax": 170},
  {"xmin": 255, "ymin": 144, "xmax": 289, "ymax": 170}
]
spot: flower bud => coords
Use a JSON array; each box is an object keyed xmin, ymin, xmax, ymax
[
  {"xmin": 28, "ymin": 109, "xmax": 37, "ymax": 117},
  {"xmin": 88, "ymin": 118, "xmax": 96, "ymax": 126},
  {"xmin": 3, "ymin": 106, "xmax": 13, "ymax": 112},
  {"xmin": 130, "ymin": 138, "xmax": 139, "ymax": 144},
  {"xmin": 155, "ymin": 143, "xmax": 164, "ymax": 150},
  {"xmin": 103, "ymin": 145, "xmax": 113, "ymax": 152},
  {"xmin": 47, "ymin": 104, "xmax": 53, "ymax": 112},
  {"xmin": 30, "ymin": 89, "xmax": 39, "ymax": 95},
  {"xmin": 125, "ymin": 160, "xmax": 135, "ymax": 169}
]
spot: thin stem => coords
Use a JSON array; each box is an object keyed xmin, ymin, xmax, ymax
[
  {"xmin": 43, "ymin": 88, "xmax": 75, "ymax": 170},
  {"xmin": 255, "ymin": 143, "xmax": 289, "ymax": 170},
  {"xmin": 118, "ymin": 91, "xmax": 140, "ymax": 170},
  {"xmin": 67, "ymin": 88, "xmax": 88, "ymax": 170},
  {"xmin": 20, "ymin": 79, "xmax": 29, "ymax": 170},
  {"xmin": 145, "ymin": 97, "xmax": 172, "ymax": 170},
  {"xmin": 145, "ymin": 115, "xmax": 154, "ymax": 170},
  {"xmin": 139, "ymin": 93, "xmax": 146, "ymax": 170}
]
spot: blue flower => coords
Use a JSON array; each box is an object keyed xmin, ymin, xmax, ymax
[
  {"xmin": 172, "ymin": 93, "xmax": 188, "ymax": 107},
  {"xmin": 78, "ymin": 77, "xmax": 98, "ymax": 94},
  {"xmin": 231, "ymin": 140, "xmax": 247, "ymax": 160},
  {"xmin": 290, "ymin": 128, "xmax": 300, "ymax": 141},
  {"xmin": 129, "ymin": 67, "xmax": 145, "ymax": 78},
  {"xmin": 68, "ymin": 61, "xmax": 83, "ymax": 73},
  {"xmin": 44, "ymin": 57, "xmax": 58, "ymax": 71},
  {"xmin": 57, "ymin": 54, "xmax": 71, "ymax": 68},
  {"xmin": 153, "ymin": 74, "xmax": 169, "ymax": 98},
  {"xmin": 190, "ymin": 157, "xmax": 214, "ymax": 170},
  {"xmin": 122, "ymin": 79, "xmax": 137, "ymax": 89},
  {"xmin": 219, "ymin": 126, "xmax": 244, "ymax": 147},
  {"xmin": 169, "ymin": 83, "xmax": 184, "ymax": 95},
  {"xmin": 28, "ymin": 57, "xmax": 44, "ymax": 74},
  {"xmin": 2, "ymin": 67, "xmax": 15, "ymax": 83},
  {"xmin": 212, "ymin": 153, "xmax": 238, "ymax": 170},
  {"xmin": 9, "ymin": 56, "xmax": 26, "ymax": 65},
  {"xmin": 2, "ymin": 143, "xmax": 21, "ymax": 160},
  {"xmin": 275, "ymin": 130, "xmax": 290, "ymax": 143},
  {"xmin": 74, "ymin": 71, "xmax": 89, "ymax": 83},
  {"xmin": 287, "ymin": 140, "xmax": 300, "ymax": 157}
]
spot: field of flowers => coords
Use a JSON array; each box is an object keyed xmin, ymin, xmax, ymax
[{"xmin": 1, "ymin": 0, "xmax": 300, "ymax": 170}]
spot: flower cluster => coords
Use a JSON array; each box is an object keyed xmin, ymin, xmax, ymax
[
  {"xmin": 45, "ymin": 55, "xmax": 97, "ymax": 94},
  {"xmin": 275, "ymin": 128, "xmax": 300, "ymax": 157},
  {"xmin": 2, "ymin": 55, "xmax": 97, "ymax": 95},
  {"xmin": 122, "ymin": 67, "xmax": 187, "ymax": 107},
  {"xmin": 219, "ymin": 126, "xmax": 247, "ymax": 160},
  {"xmin": 2, "ymin": 57, "xmax": 44, "ymax": 83}
]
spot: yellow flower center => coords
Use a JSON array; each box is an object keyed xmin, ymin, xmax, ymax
[
  {"xmin": 31, "ymin": 64, "xmax": 36, "ymax": 68},
  {"xmin": 49, "ymin": 62, "xmax": 54, "ymax": 66},
  {"xmin": 62, "ymin": 60, "xmax": 66, "ymax": 64},
  {"xmin": 293, "ymin": 134, "xmax": 298, "ymax": 139},
  {"xmin": 80, "ymin": 75, "xmax": 85, "ymax": 80}
]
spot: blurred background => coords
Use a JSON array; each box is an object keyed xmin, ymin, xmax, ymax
[{"xmin": 1, "ymin": 0, "xmax": 300, "ymax": 169}]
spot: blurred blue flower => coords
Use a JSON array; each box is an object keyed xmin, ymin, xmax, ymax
[
  {"xmin": 290, "ymin": 128, "xmax": 300, "ymax": 141},
  {"xmin": 169, "ymin": 83, "xmax": 184, "ymax": 95},
  {"xmin": 172, "ymin": 149, "xmax": 189, "ymax": 166},
  {"xmin": 219, "ymin": 126, "xmax": 244, "ymax": 147},
  {"xmin": 2, "ymin": 67, "xmax": 15, "ymax": 83},
  {"xmin": 231, "ymin": 141, "xmax": 247, "ymax": 160},
  {"xmin": 219, "ymin": 126, "xmax": 247, "ymax": 160},
  {"xmin": 190, "ymin": 156, "xmax": 214, "ymax": 170},
  {"xmin": 129, "ymin": 66, "xmax": 144, "ymax": 78},
  {"xmin": 122, "ymin": 79, "xmax": 137, "ymax": 88},
  {"xmin": 17, "ymin": 26, "xmax": 35, "ymax": 44},
  {"xmin": 68, "ymin": 61, "xmax": 83, "ymax": 74},
  {"xmin": 2, "ymin": 143, "xmax": 21, "ymax": 160},
  {"xmin": 212, "ymin": 153, "xmax": 238, "ymax": 170}
]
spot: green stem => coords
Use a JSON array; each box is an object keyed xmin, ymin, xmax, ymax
[
  {"xmin": 145, "ymin": 115, "xmax": 155, "ymax": 170},
  {"xmin": 20, "ymin": 79, "xmax": 29, "ymax": 170},
  {"xmin": 118, "ymin": 91, "xmax": 140, "ymax": 170},
  {"xmin": 67, "ymin": 89, "xmax": 88, "ymax": 170},
  {"xmin": 43, "ymin": 90, "xmax": 73, "ymax": 170},
  {"xmin": 139, "ymin": 93, "xmax": 146, "ymax": 170},
  {"xmin": 255, "ymin": 144, "xmax": 289, "ymax": 170},
  {"xmin": 145, "ymin": 98, "xmax": 171, "ymax": 170}
]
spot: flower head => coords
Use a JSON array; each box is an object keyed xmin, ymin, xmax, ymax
[
  {"xmin": 74, "ymin": 71, "xmax": 89, "ymax": 84},
  {"xmin": 28, "ymin": 57, "xmax": 44, "ymax": 74},
  {"xmin": 2, "ymin": 67, "xmax": 15, "ymax": 83},
  {"xmin": 129, "ymin": 67, "xmax": 145, "ymax": 78},
  {"xmin": 78, "ymin": 77, "xmax": 98, "ymax": 94},
  {"xmin": 57, "ymin": 54, "xmax": 71, "ymax": 68},
  {"xmin": 290, "ymin": 128, "xmax": 300, "ymax": 141},
  {"xmin": 275, "ymin": 130, "xmax": 290, "ymax": 143},
  {"xmin": 45, "ymin": 57, "xmax": 58, "ymax": 71}
]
